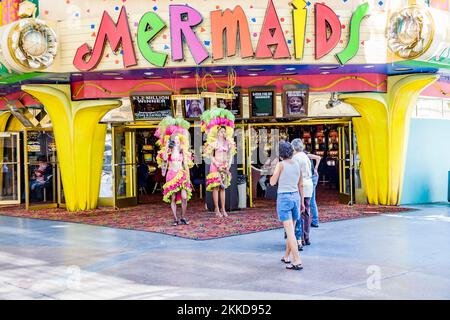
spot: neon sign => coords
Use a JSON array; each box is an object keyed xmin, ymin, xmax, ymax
[{"xmin": 73, "ymin": 0, "xmax": 370, "ymax": 71}]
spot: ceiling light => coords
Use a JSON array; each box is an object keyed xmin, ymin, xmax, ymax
[
  {"xmin": 319, "ymin": 66, "xmax": 339, "ymax": 70},
  {"xmin": 285, "ymin": 67, "xmax": 296, "ymax": 71},
  {"xmin": 102, "ymin": 72, "xmax": 121, "ymax": 76},
  {"xmin": 363, "ymin": 65, "xmax": 375, "ymax": 69},
  {"xmin": 248, "ymin": 73, "xmax": 258, "ymax": 76},
  {"xmin": 172, "ymin": 70, "xmax": 191, "ymax": 75},
  {"xmin": 326, "ymin": 92, "xmax": 342, "ymax": 109},
  {"xmin": 144, "ymin": 76, "xmax": 163, "ymax": 79},
  {"xmin": 246, "ymin": 68, "xmax": 265, "ymax": 72},
  {"xmin": 280, "ymin": 72, "xmax": 298, "ymax": 75},
  {"xmin": 321, "ymin": 71, "xmax": 330, "ymax": 75},
  {"xmin": 144, "ymin": 72, "xmax": 154, "ymax": 76},
  {"xmin": 393, "ymin": 67, "xmax": 413, "ymax": 71},
  {"xmin": 212, "ymin": 69, "xmax": 223, "ymax": 73}
]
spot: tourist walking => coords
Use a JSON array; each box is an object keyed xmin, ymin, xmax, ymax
[
  {"xmin": 270, "ymin": 141, "xmax": 304, "ymax": 270},
  {"xmin": 291, "ymin": 139, "xmax": 313, "ymax": 249}
]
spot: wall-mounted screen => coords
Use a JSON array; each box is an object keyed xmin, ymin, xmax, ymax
[
  {"xmin": 181, "ymin": 88, "xmax": 209, "ymax": 120},
  {"xmin": 282, "ymin": 85, "xmax": 309, "ymax": 118},
  {"xmin": 217, "ymin": 88, "xmax": 242, "ymax": 118},
  {"xmin": 131, "ymin": 92, "xmax": 174, "ymax": 120},
  {"xmin": 249, "ymin": 87, "xmax": 276, "ymax": 119}
]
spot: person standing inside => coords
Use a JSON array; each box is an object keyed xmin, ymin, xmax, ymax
[
  {"xmin": 291, "ymin": 139, "xmax": 313, "ymax": 248},
  {"xmin": 307, "ymin": 153, "xmax": 322, "ymax": 228},
  {"xmin": 270, "ymin": 141, "xmax": 304, "ymax": 271}
]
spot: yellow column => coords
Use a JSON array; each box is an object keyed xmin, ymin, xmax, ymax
[
  {"xmin": 341, "ymin": 74, "xmax": 439, "ymax": 205},
  {"xmin": 0, "ymin": 111, "xmax": 11, "ymax": 131},
  {"xmin": 21, "ymin": 84, "xmax": 121, "ymax": 211}
]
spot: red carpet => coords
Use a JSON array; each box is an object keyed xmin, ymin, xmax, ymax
[{"xmin": 0, "ymin": 189, "xmax": 412, "ymax": 240}]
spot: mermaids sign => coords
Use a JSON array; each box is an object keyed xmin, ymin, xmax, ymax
[{"xmin": 73, "ymin": 0, "xmax": 370, "ymax": 71}]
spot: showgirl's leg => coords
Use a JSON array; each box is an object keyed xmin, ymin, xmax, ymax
[
  {"xmin": 213, "ymin": 187, "xmax": 222, "ymax": 217},
  {"xmin": 171, "ymin": 194, "xmax": 178, "ymax": 223},
  {"xmin": 181, "ymin": 189, "xmax": 188, "ymax": 218},
  {"xmin": 220, "ymin": 188, "xmax": 227, "ymax": 217}
]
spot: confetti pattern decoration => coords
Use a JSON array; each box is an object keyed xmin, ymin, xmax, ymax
[
  {"xmin": 430, "ymin": 0, "xmax": 449, "ymax": 11},
  {"xmin": 1, "ymin": 0, "xmax": 20, "ymax": 25}
]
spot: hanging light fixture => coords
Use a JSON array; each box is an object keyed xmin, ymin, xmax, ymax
[{"xmin": 326, "ymin": 92, "xmax": 342, "ymax": 109}]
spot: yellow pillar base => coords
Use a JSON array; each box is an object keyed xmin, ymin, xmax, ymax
[
  {"xmin": 341, "ymin": 74, "xmax": 439, "ymax": 205},
  {"xmin": 22, "ymin": 84, "xmax": 121, "ymax": 211}
]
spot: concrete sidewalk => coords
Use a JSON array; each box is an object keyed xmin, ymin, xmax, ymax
[{"xmin": 0, "ymin": 203, "xmax": 449, "ymax": 299}]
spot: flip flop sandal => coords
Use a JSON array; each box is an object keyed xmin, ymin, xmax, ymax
[
  {"xmin": 180, "ymin": 218, "xmax": 189, "ymax": 225},
  {"xmin": 281, "ymin": 257, "xmax": 291, "ymax": 264},
  {"xmin": 172, "ymin": 220, "xmax": 179, "ymax": 226},
  {"xmin": 286, "ymin": 264, "xmax": 303, "ymax": 271}
]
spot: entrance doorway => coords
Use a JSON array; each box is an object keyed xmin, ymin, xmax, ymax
[
  {"xmin": 112, "ymin": 126, "xmax": 138, "ymax": 208},
  {"xmin": 24, "ymin": 129, "xmax": 63, "ymax": 210},
  {"xmin": 0, "ymin": 132, "xmax": 21, "ymax": 205},
  {"xmin": 247, "ymin": 119, "xmax": 356, "ymax": 208},
  {"xmin": 109, "ymin": 124, "xmax": 208, "ymax": 208}
]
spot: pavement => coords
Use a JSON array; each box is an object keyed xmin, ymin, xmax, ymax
[{"xmin": 0, "ymin": 203, "xmax": 449, "ymax": 300}]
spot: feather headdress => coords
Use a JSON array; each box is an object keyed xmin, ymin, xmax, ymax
[
  {"xmin": 155, "ymin": 116, "xmax": 193, "ymax": 169},
  {"xmin": 200, "ymin": 108, "xmax": 236, "ymax": 158}
]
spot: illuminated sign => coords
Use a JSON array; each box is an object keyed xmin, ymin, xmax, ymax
[{"xmin": 73, "ymin": 0, "xmax": 370, "ymax": 71}]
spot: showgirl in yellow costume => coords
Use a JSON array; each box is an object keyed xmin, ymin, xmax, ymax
[
  {"xmin": 201, "ymin": 108, "xmax": 236, "ymax": 217},
  {"xmin": 156, "ymin": 117, "xmax": 193, "ymax": 226}
]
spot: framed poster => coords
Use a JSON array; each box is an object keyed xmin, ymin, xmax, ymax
[
  {"xmin": 181, "ymin": 88, "xmax": 209, "ymax": 120},
  {"xmin": 217, "ymin": 88, "xmax": 242, "ymax": 118},
  {"xmin": 249, "ymin": 87, "xmax": 276, "ymax": 119},
  {"xmin": 130, "ymin": 92, "xmax": 174, "ymax": 121},
  {"xmin": 282, "ymin": 85, "xmax": 309, "ymax": 118}
]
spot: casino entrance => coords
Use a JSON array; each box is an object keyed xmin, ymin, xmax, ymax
[
  {"xmin": 102, "ymin": 118, "xmax": 361, "ymax": 210},
  {"xmin": 247, "ymin": 118, "xmax": 360, "ymax": 208},
  {"xmin": 101, "ymin": 121, "xmax": 248, "ymax": 209}
]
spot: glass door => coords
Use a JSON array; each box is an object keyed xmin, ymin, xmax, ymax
[
  {"xmin": 24, "ymin": 129, "xmax": 60, "ymax": 210},
  {"xmin": 112, "ymin": 126, "xmax": 137, "ymax": 208},
  {"xmin": 0, "ymin": 132, "xmax": 21, "ymax": 205},
  {"xmin": 338, "ymin": 122, "xmax": 355, "ymax": 205}
]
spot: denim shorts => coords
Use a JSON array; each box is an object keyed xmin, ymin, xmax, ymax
[{"xmin": 276, "ymin": 192, "xmax": 301, "ymax": 222}]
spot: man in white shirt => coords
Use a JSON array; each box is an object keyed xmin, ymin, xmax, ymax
[{"xmin": 291, "ymin": 138, "xmax": 313, "ymax": 248}]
